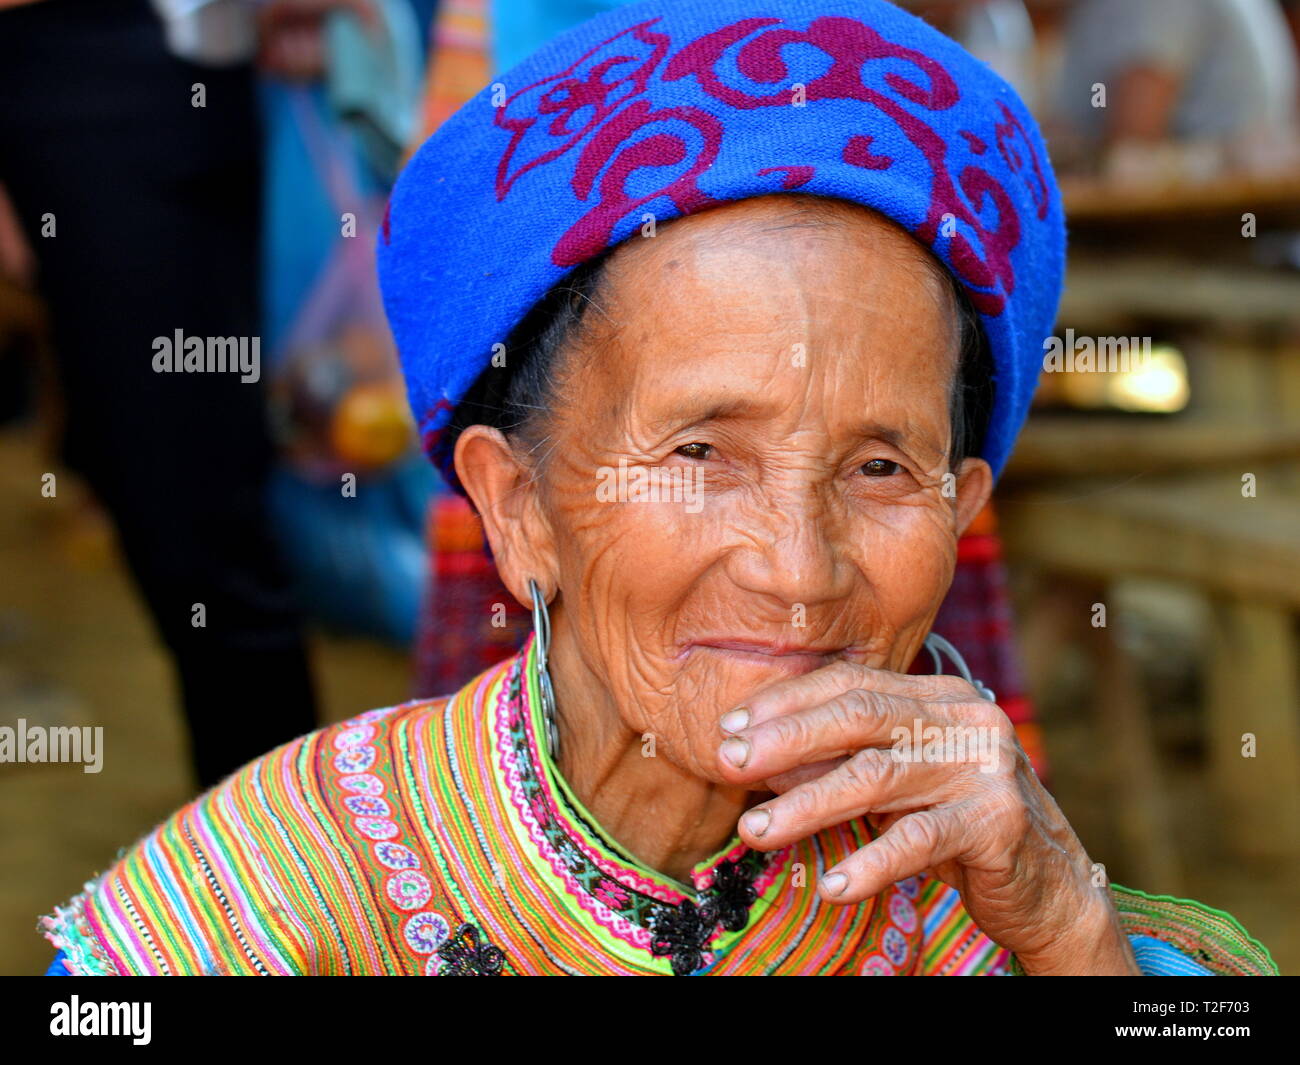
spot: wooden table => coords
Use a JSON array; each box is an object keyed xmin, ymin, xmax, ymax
[
  {"xmin": 1062, "ymin": 173, "xmax": 1300, "ymax": 226},
  {"xmin": 1007, "ymin": 417, "xmax": 1300, "ymax": 479},
  {"xmin": 1005, "ymin": 185, "xmax": 1300, "ymax": 872},
  {"xmin": 1001, "ymin": 436, "xmax": 1300, "ymax": 869}
]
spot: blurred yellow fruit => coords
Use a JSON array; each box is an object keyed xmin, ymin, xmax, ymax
[{"xmin": 330, "ymin": 382, "xmax": 413, "ymax": 468}]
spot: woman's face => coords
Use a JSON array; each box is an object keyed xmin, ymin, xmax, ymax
[{"xmin": 461, "ymin": 196, "xmax": 992, "ymax": 782}]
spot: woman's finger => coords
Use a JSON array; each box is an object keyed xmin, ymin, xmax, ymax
[
  {"xmin": 763, "ymin": 756, "xmax": 847, "ymax": 795},
  {"xmin": 718, "ymin": 682, "xmax": 1000, "ymax": 785},
  {"xmin": 718, "ymin": 686, "xmax": 919, "ymax": 783},
  {"xmin": 737, "ymin": 748, "xmax": 955, "ymax": 851},
  {"xmin": 726, "ymin": 658, "xmax": 980, "ymax": 731},
  {"xmin": 817, "ymin": 805, "xmax": 972, "ymax": 904}
]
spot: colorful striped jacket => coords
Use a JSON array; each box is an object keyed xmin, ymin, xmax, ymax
[{"xmin": 42, "ymin": 639, "xmax": 1276, "ymax": 975}]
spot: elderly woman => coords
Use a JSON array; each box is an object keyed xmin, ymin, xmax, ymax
[{"xmin": 43, "ymin": 0, "xmax": 1274, "ymax": 976}]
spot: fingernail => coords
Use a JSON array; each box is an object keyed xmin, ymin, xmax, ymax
[
  {"xmin": 720, "ymin": 737, "xmax": 750, "ymax": 768},
  {"xmin": 720, "ymin": 707, "xmax": 750, "ymax": 733},
  {"xmin": 742, "ymin": 807, "xmax": 770, "ymax": 837},
  {"xmin": 821, "ymin": 872, "xmax": 848, "ymax": 896}
]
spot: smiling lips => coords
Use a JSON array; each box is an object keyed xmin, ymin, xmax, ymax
[{"xmin": 684, "ymin": 639, "xmax": 847, "ymax": 675}]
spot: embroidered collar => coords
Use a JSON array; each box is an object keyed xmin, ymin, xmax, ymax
[{"xmin": 500, "ymin": 635, "xmax": 775, "ymax": 973}]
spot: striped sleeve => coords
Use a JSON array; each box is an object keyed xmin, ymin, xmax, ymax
[
  {"xmin": 39, "ymin": 736, "xmax": 329, "ymax": 975},
  {"xmin": 1129, "ymin": 935, "xmax": 1213, "ymax": 975},
  {"xmin": 913, "ymin": 877, "xmax": 1011, "ymax": 975},
  {"xmin": 914, "ymin": 880, "xmax": 1276, "ymax": 976},
  {"xmin": 1106, "ymin": 884, "xmax": 1277, "ymax": 976}
]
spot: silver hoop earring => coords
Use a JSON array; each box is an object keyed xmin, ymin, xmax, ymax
[
  {"xmin": 922, "ymin": 632, "xmax": 996, "ymax": 702},
  {"xmin": 528, "ymin": 578, "xmax": 561, "ymax": 761}
]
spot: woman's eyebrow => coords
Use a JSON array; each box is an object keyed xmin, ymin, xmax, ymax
[
  {"xmin": 856, "ymin": 420, "xmax": 953, "ymax": 464},
  {"xmin": 643, "ymin": 403, "xmax": 918, "ymax": 451},
  {"xmin": 851, "ymin": 420, "xmax": 907, "ymax": 449},
  {"xmin": 642, "ymin": 399, "xmax": 756, "ymax": 434}
]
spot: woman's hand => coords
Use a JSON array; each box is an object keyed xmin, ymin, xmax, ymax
[{"xmin": 715, "ymin": 661, "xmax": 1141, "ymax": 975}]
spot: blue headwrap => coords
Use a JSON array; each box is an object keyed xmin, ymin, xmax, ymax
[{"xmin": 378, "ymin": 0, "xmax": 1065, "ymax": 488}]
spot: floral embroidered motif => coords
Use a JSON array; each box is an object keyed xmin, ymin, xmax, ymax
[{"xmin": 324, "ymin": 707, "xmax": 488, "ymax": 975}]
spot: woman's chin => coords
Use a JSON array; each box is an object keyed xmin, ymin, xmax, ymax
[{"xmin": 653, "ymin": 649, "xmax": 835, "ymax": 787}]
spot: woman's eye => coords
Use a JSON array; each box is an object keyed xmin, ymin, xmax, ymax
[
  {"xmin": 860, "ymin": 458, "xmax": 900, "ymax": 477},
  {"xmin": 676, "ymin": 442, "xmax": 712, "ymax": 460}
]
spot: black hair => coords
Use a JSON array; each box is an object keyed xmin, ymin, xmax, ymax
[
  {"xmin": 949, "ymin": 279, "xmax": 995, "ymax": 465},
  {"xmin": 445, "ymin": 250, "xmax": 611, "ymax": 480},
  {"xmin": 446, "ymin": 234, "xmax": 994, "ymax": 480}
]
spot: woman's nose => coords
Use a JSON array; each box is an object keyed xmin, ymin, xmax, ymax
[{"xmin": 723, "ymin": 488, "xmax": 851, "ymax": 610}]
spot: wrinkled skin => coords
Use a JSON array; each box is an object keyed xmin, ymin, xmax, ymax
[{"xmin": 457, "ymin": 195, "xmax": 1139, "ymax": 975}]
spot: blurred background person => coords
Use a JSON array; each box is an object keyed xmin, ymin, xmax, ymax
[
  {"xmin": 0, "ymin": 0, "xmax": 439, "ymax": 789},
  {"xmin": 255, "ymin": 0, "xmax": 438, "ymax": 648},
  {"xmin": 1053, "ymin": 0, "xmax": 1300, "ymax": 179},
  {"xmin": 0, "ymin": 0, "xmax": 319, "ymax": 789}
]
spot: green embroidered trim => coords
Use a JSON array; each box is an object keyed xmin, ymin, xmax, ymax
[
  {"xmin": 1109, "ymin": 883, "xmax": 1278, "ymax": 976},
  {"xmin": 510, "ymin": 650, "xmax": 775, "ymax": 933},
  {"xmin": 1001, "ymin": 885, "xmax": 1276, "ymax": 976}
]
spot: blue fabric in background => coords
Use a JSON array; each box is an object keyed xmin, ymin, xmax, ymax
[
  {"xmin": 409, "ymin": 0, "xmax": 440, "ymax": 52},
  {"xmin": 268, "ymin": 455, "xmax": 436, "ymax": 645},
  {"xmin": 260, "ymin": 83, "xmax": 352, "ymax": 365},
  {"xmin": 490, "ymin": 0, "xmax": 635, "ymax": 72}
]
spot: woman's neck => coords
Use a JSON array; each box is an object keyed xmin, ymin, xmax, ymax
[{"xmin": 546, "ymin": 631, "xmax": 752, "ymax": 886}]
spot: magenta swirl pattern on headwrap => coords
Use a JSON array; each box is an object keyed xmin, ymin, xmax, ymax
[
  {"xmin": 489, "ymin": 13, "xmax": 1048, "ymax": 318},
  {"xmin": 495, "ymin": 20, "xmax": 673, "ymax": 199}
]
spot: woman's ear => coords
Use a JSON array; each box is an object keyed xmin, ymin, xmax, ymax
[
  {"xmin": 951, "ymin": 456, "xmax": 994, "ymax": 537},
  {"xmin": 454, "ymin": 425, "xmax": 557, "ymax": 610}
]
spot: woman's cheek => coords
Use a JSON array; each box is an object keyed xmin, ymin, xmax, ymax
[
  {"xmin": 589, "ymin": 498, "xmax": 726, "ymax": 575},
  {"xmin": 854, "ymin": 504, "xmax": 956, "ymax": 642},
  {"xmin": 582, "ymin": 507, "xmax": 743, "ymax": 776}
]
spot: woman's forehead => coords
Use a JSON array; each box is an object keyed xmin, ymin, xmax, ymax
[
  {"xmin": 581, "ymin": 197, "xmax": 958, "ymax": 379},
  {"xmin": 587, "ymin": 197, "xmax": 955, "ymax": 350},
  {"xmin": 607, "ymin": 194, "xmax": 945, "ymax": 279},
  {"xmin": 557, "ymin": 210, "xmax": 957, "ymax": 459}
]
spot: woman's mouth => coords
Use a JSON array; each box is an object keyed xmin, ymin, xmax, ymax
[{"xmin": 680, "ymin": 639, "xmax": 848, "ymax": 675}]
